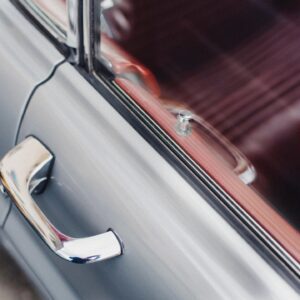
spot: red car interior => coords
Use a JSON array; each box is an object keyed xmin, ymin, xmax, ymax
[{"xmin": 103, "ymin": 0, "xmax": 300, "ymax": 230}]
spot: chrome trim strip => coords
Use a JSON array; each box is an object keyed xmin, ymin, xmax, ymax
[
  {"xmin": 66, "ymin": 0, "xmax": 78, "ymax": 48},
  {"xmin": 0, "ymin": 137, "xmax": 123, "ymax": 264},
  {"xmin": 83, "ymin": 0, "xmax": 93, "ymax": 71},
  {"xmin": 18, "ymin": 0, "xmax": 67, "ymax": 43}
]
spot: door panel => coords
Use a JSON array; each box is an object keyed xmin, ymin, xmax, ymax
[
  {"xmin": 0, "ymin": 1, "xmax": 64, "ymax": 225},
  {"xmin": 0, "ymin": 1, "xmax": 63, "ymax": 157},
  {"xmin": 3, "ymin": 62, "xmax": 298, "ymax": 299}
]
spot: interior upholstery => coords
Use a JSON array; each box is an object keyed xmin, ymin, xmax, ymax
[{"xmin": 104, "ymin": 0, "xmax": 300, "ymax": 229}]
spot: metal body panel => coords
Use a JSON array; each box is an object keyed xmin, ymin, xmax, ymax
[
  {"xmin": 0, "ymin": 1, "xmax": 63, "ymax": 157},
  {"xmin": 0, "ymin": 1, "xmax": 63, "ymax": 225},
  {"xmin": 3, "ymin": 62, "xmax": 298, "ymax": 299}
]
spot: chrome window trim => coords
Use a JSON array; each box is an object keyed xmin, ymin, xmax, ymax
[
  {"xmin": 83, "ymin": 0, "xmax": 101, "ymax": 71},
  {"xmin": 17, "ymin": 0, "xmax": 83, "ymax": 64},
  {"xmin": 83, "ymin": 0, "xmax": 93, "ymax": 71},
  {"xmin": 18, "ymin": 0, "xmax": 68, "ymax": 43}
]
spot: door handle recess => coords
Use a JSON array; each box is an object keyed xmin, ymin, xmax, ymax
[{"xmin": 0, "ymin": 137, "xmax": 123, "ymax": 264}]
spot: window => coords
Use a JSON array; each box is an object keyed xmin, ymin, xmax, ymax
[{"xmin": 94, "ymin": 0, "xmax": 300, "ymax": 264}]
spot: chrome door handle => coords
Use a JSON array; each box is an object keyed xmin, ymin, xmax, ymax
[
  {"xmin": 166, "ymin": 106, "xmax": 256, "ymax": 185},
  {"xmin": 0, "ymin": 137, "xmax": 123, "ymax": 264}
]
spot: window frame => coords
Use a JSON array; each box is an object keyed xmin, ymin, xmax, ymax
[{"xmin": 16, "ymin": 0, "xmax": 83, "ymax": 64}]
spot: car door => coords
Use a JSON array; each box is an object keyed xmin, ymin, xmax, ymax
[
  {"xmin": 0, "ymin": 1, "xmax": 64, "ymax": 225},
  {"xmin": 3, "ymin": 61, "xmax": 299, "ymax": 300},
  {"xmin": 1, "ymin": 1, "xmax": 299, "ymax": 300}
]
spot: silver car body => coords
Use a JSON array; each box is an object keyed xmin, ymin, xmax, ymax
[{"xmin": 0, "ymin": 1, "xmax": 299, "ymax": 299}]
